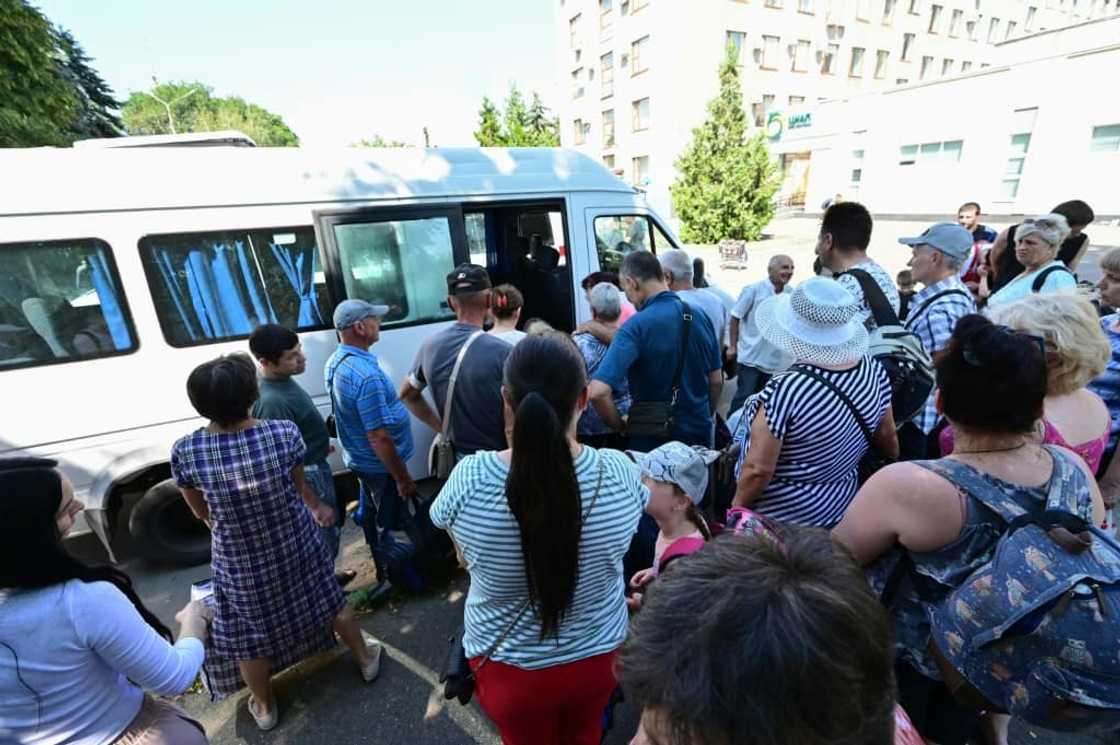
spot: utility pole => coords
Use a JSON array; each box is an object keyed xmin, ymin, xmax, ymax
[{"xmin": 141, "ymin": 77, "xmax": 199, "ymax": 134}]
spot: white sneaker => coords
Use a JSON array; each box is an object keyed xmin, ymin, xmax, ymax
[{"xmin": 360, "ymin": 641, "xmax": 383, "ymax": 683}]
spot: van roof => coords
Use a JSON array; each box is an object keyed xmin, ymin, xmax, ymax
[{"xmin": 0, "ymin": 147, "xmax": 636, "ymax": 217}]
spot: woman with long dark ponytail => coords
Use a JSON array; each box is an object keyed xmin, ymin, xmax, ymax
[
  {"xmin": 431, "ymin": 332, "xmax": 647, "ymax": 744},
  {"xmin": 0, "ymin": 457, "xmax": 210, "ymax": 744}
]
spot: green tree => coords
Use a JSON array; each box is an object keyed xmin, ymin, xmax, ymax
[
  {"xmin": 473, "ymin": 85, "xmax": 559, "ymax": 147},
  {"xmin": 526, "ymin": 92, "xmax": 560, "ymax": 146},
  {"xmin": 0, "ymin": 0, "xmax": 78, "ymax": 146},
  {"xmin": 56, "ymin": 27, "xmax": 122, "ymax": 139},
  {"xmin": 121, "ymin": 80, "xmax": 298, "ymax": 146},
  {"xmin": 670, "ymin": 43, "xmax": 780, "ymax": 243},
  {"xmin": 352, "ymin": 134, "xmax": 410, "ymax": 148},
  {"xmin": 474, "ymin": 96, "xmax": 505, "ymax": 146}
]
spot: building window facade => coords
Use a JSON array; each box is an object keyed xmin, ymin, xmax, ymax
[
  {"xmin": 569, "ymin": 14, "xmax": 581, "ymax": 48},
  {"xmin": 574, "ymin": 119, "xmax": 587, "ymax": 145},
  {"xmin": 1005, "ymin": 20, "xmax": 1017, "ymax": 38},
  {"xmin": 883, "ymin": 0, "xmax": 897, "ymax": 23},
  {"xmin": 793, "ymin": 39, "xmax": 811, "ymax": 71},
  {"xmin": 600, "ymin": 0, "xmax": 613, "ymax": 36},
  {"xmin": 631, "ymin": 35, "xmax": 650, "ymax": 74},
  {"xmin": 632, "ymin": 155, "xmax": 650, "ymax": 185},
  {"xmin": 949, "ymin": 8, "xmax": 963, "ymax": 35},
  {"xmin": 602, "ymin": 109, "xmax": 615, "ymax": 147},
  {"xmin": 789, "ymin": 94, "xmax": 806, "ymax": 105},
  {"xmin": 822, "ymin": 42, "xmax": 839, "ymax": 73},
  {"xmin": 901, "ymin": 33, "xmax": 915, "ymax": 61},
  {"xmin": 727, "ymin": 30, "xmax": 747, "ymax": 64},
  {"xmin": 798, "ymin": 0, "xmax": 814, "ymax": 12},
  {"xmin": 908, "ymin": 0, "xmax": 921, "ymax": 14},
  {"xmin": 987, "ymin": 17, "xmax": 1001, "ymax": 42},
  {"xmin": 849, "ymin": 47, "xmax": 865, "ymax": 77},
  {"xmin": 1090, "ymin": 123, "xmax": 1120, "ymax": 152},
  {"xmin": 761, "ymin": 35, "xmax": 780, "ymax": 69},
  {"xmin": 928, "ymin": 4, "xmax": 942, "ymax": 32},
  {"xmin": 571, "ymin": 68, "xmax": 584, "ymax": 99},
  {"xmin": 875, "ymin": 49, "xmax": 889, "ymax": 78},
  {"xmin": 601, "ymin": 52, "xmax": 614, "ymax": 97},
  {"xmin": 899, "ymin": 139, "xmax": 964, "ymax": 165},
  {"xmin": 941, "ymin": 58, "xmax": 954, "ymax": 76},
  {"xmin": 632, "ymin": 97, "xmax": 650, "ymax": 131},
  {"xmin": 920, "ymin": 55, "xmax": 933, "ymax": 79},
  {"xmin": 1026, "ymin": 6, "xmax": 1038, "ymax": 30}
]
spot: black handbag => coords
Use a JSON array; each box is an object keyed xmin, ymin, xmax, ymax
[
  {"xmin": 439, "ymin": 460, "xmax": 605, "ymax": 704},
  {"xmin": 627, "ymin": 301, "xmax": 693, "ymax": 438},
  {"xmin": 324, "ymin": 352, "xmax": 355, "ymax": 439},
  {"xmin": 789, "ymin": 364, "xmax": 894, "ymax": 484}
]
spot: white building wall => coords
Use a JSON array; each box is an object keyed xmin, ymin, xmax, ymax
[
  {"xmin": 555, "ymin": 0, "xmax": 1093, "ymax": 223},
  {"xmin": 778, "ymin": 28, "xmax": 1120, "ymax": 216}
]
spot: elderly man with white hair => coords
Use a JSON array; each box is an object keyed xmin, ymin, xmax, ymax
[
  {"xmin": 573, "ymin": 282, "xmax": 631, "ymax": 449},
  {"xmin": 987, "ymin": 214, "xmax": 1078, "ymax": 308},
  {"xmin": 660, "ymin": 249, "xmax": 730, "ymax": 351}
]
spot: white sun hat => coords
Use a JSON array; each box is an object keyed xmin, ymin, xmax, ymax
[{"xmin": 754, "ymin": 277, "xmax": 868, "ymax": 366}]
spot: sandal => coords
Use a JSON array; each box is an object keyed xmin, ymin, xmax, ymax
[
  {"xmin": 248, "ymin": 694, "xmax": 279, "ymax": 731},
  {"xmin": 360, "ymin": 641, "xmax": 383, "ymax": 683}
]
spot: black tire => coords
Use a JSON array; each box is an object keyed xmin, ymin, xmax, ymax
[{"xmin": 128, "ymin": 479, "xmax": 211, "ymax": 565}]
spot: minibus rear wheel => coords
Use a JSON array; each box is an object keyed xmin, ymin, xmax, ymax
[{"xmin": 128, "ymin": 479, "xmax": 211, "ymax": 565}]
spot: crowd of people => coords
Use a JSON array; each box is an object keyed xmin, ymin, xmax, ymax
[{"xmin": 4, "ymin": 196, "xmax": 1120, "ymax": 745}]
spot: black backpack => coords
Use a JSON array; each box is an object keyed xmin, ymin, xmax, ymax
[{"xmin": 841, "ymin": 269, "xmax": 934, "ymax": 423}]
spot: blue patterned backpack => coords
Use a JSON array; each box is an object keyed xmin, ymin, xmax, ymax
[{"xmin": 928, "ymin": 450, "xmax": 1120, "ymax": 734}]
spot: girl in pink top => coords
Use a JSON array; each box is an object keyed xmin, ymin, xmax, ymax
[{"xmin": 941, "ymin": 294, "xmax": 1111, "ymax": 473}]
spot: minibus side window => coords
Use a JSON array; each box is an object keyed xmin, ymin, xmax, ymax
[
  {"xmin": 0, "ymin": 238, "xmax": 137, "ymax": 371},
  {"xmin": 593, "ymin": 215, "xmax": 654, "ymax": 273},
  {"xmin": 334, "ymin": 216, "xmax": 457, "ymax": 327},
  {"xmin": 139, "ymin": 226, "xmax": 330, "ymax": 348}
]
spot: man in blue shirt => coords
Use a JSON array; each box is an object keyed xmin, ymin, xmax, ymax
[
  {"xmin": 588, "ymin": 250, "xmax": 722, "ymax": 582},
  {"xmin": 325, "ymin": 299, "xmax": 415, "ymax": 598},
  {"xmin": 589, "ymin": 250, "xmax": 722, "ymax": 453}
]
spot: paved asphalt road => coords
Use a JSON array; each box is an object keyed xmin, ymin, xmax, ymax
[{"xmin": 70, "ymin": 219, "xmax": 1120, "ymax": 744}]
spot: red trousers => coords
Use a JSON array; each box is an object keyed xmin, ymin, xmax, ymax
[{"xmin": 469, "ymin": 651, "xmax": 618, "ymax": 745}]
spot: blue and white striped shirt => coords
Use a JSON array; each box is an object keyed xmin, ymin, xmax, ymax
[
  {"xmin": 430, "ymin": 447, "xmax": 647, "ymax": 669},
  {"xmin": 905, "ymin": 276, "xmax": 975, "ymax": 433}
]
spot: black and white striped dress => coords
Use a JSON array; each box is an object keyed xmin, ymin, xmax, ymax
[{"xmin": 733, "ymin": 357, "xmax": 892, "ymax": 528}]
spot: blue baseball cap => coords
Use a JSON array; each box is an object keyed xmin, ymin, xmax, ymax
[
  {"xmin": 333, "ymin": 299, "xmax": 389, "ymax": 330},
  {"xmin": 898, "ymin": 222, "xmax": 974, "ymax": 261}
]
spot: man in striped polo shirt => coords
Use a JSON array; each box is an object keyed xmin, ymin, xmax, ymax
[
  {"xmin": 325, "ymin": 299, "xmax": 415, "ymax": 599},
  {"xmin": 897, "ymin": 223, "xmax": 977, "ymax": 460}
]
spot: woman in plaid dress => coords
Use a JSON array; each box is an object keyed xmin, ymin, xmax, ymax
[{"xmin": 171, "ymin": 353, "xmax": 381, "ymax": 730}]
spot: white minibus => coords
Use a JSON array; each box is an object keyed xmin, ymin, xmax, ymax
[{"xmin": 0, "ymin": 146, "xmax": 680, "ymax": 564}]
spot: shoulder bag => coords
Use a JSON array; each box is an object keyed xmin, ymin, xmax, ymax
[
  {"xmin": 428, "ymin": 330, "xmax": 484, "ymax": 480},
  {"xmin": 440, "ymin": 456, "xmax": 606, "ymax": 704},
  {"xmin": 324, "ymin": 352, "xmax": 355, "ymax": 439},
  {"xmin": 627, "ymin": 300, "xmax": 693, "ymax": 438}
]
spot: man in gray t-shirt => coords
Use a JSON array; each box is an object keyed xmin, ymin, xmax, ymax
[{"xmin": 399, "ymin": 264, "xmax": 512, "ymax": 456}]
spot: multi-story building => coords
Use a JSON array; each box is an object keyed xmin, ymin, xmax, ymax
[{"xmin": 555, "ymin": 0, "xmax": 1104, "ymax": 219}]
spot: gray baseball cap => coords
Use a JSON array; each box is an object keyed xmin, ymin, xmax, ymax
[
  {"xmin": 333, "ymin": 299, "xmax": 389, "ymax": 330},
  {"xmin": 629, "ymin": 441, "xmax": 720, "ymax": 505},
  {"xmin": 898, "ymin": 222, "xmax": 974, "ymax": 261}
]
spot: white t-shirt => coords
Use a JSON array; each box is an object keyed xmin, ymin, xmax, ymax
[
  {"xmin": 730, "ymin": 279, "xmax": 793, "ymax": 374},
  {"xmin": 678, "ymin": 287, "xmax": 730, "ymax": 346},
  {"xmin": 0, "ymin": 580, "xmax": 204, "ymax": 745},
  {"xmin": 490, "ymin": 329, "xmax": 528, "ymax": 346}
]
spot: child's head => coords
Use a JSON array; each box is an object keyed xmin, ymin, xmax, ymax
[
  {"xmin": 896, "ymin": 269, "xmax": 914, "ymax": 292},
  {"xmin": 632, "ymin": 442, "xmax": 716, "ymax": 526}
]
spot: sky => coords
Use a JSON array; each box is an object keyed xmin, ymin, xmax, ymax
[{"xmin": 35, "ymin": 0, "xmax": 560, "ymax": 147}]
